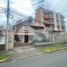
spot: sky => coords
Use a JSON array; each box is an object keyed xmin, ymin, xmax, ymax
[{"xmin": 0, "ymin": 0, "xmax": 67, "ymax": 30}]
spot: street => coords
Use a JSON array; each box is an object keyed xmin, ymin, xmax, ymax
[{"xmin": 0, "ymin": 50, "xmax": 67, "ymax": 67}]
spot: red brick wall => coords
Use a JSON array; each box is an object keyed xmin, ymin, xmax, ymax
[{"xmin": 35, "ymin": 9, "xmax": 43, "ymax": 24}]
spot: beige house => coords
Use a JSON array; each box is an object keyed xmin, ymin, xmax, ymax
[{"xmin": 13, "ymin": 19, "xmax": 44, "ymax": 46}]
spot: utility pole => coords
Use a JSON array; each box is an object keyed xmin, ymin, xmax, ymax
[{"xmin": 6, "ymin": 0, "xmax": 10, "ymax": 50}]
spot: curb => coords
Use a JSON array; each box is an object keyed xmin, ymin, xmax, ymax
[
  {"xmin": 0, "ymin": 56, "xmax": 9, "ymax": 63},
  {"xmin": 43, "ymin": 47, "xmax": 67, "ymax": 53}
]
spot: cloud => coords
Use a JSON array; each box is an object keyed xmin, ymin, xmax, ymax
[
  {"xmin": 47, "ymin": 0, "xmax": 67, "ymax": 16},
  {"xmin": 47, "ymin": 0, "xmax": 67, "ymax": 30},
  {"xmin": 11, "ymin": 0, "xmax": 34, "ymax": 16},
  {"xmin": 0, "ymin": 0, "xmax": 67, "ymax": 27},
  {"xmin": 0, "ymin": 1, "xmax": 6, "ymax": 8}
]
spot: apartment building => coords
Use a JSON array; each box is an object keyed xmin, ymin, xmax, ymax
[{"xmin": 35, "ymin": 7, "xmax": 65, "ymax": 32}]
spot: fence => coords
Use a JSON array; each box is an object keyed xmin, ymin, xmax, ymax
[
  {"xmin": 32, "ymin": 30, "xmax": 67, "ymax": 46},
  {"xmin": 53, "ymin": 32, "xmax": 67, "ymax": 43}
]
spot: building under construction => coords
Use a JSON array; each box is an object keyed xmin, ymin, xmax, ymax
[{"xmin": 35, "ymin": 7, "xmax": 65, "ymax": 32}]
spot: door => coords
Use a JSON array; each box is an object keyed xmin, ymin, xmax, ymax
[{"xmin": 24, "ymin": 35, "xmax": 28, "ymax": 43}]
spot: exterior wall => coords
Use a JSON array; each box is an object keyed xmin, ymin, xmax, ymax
[
  {"xmin": 28, "ymin": 35, "xmax": 33, "ymax": 43},
  {"xmin": 14, "ymin": 26, "xmax": 35, "ymax": 44},
  {"xmin": 53, "ymin": 33, "xmax": 67, "ymax": 43}
]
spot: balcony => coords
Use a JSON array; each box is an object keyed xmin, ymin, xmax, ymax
[
  {"xmin": 43, "ymin": 20, "xmax": 51, "ymax": 26},
  {"xmin": 43, "ymin": 13, "xmax": 53, "ymax": 19},
  {"xmin": 52, "ymin": 29, "xmax": 62, "ymax": 32},
  {"xmin": 48, "ymin": 14, "xmax": 53, "ymax": 19},
  {"xmin": 43, "ymin": 15, "xmax": 50, "ymax": 19},
  {"xmin": 43, "ymin": 20, "xmax": 54, "ymax": 26}
]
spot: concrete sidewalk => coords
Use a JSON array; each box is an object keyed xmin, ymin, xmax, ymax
[{"xmin": 7, "ymin": 46, "xmax": 42, "ymax": 62}]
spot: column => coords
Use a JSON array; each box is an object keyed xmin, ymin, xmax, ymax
[{"xmin": 53, "ymin": 12, "xmax": 57, "ymax": 30}]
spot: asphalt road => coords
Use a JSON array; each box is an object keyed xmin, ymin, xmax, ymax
[{"xmin": 0, "ymin": 50, "xmax": 67, "ymax": 67}]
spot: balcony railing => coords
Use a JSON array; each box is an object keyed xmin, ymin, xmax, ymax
[{"xmin": 43, "ymin": 20, "xmax": 54, "ymax": 25}]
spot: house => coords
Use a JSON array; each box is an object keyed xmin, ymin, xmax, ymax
[{"xmin": 13, "ymin": 17, "xmax": 44, "ymax": 46}]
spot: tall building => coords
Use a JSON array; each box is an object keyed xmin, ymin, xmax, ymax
[{"xmin": 35, "ymin": 7, "xmax": 65, "ymax": 32}]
